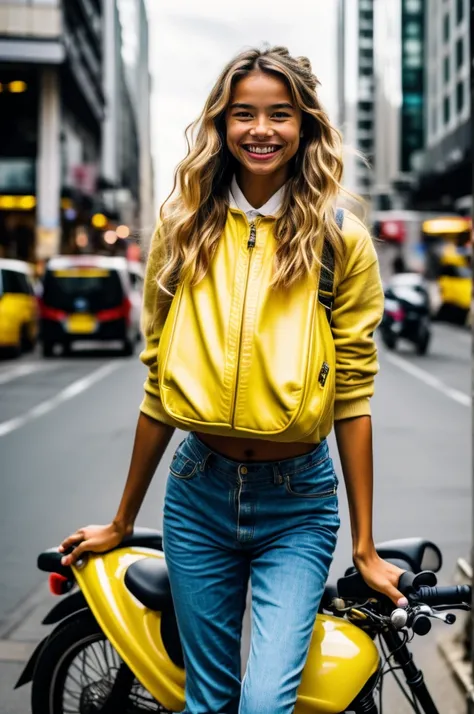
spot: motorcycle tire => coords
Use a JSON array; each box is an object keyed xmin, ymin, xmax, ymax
[
  {"xmin": 31, "ymin": 609, "xmax": 170, "ymax": 714},
  {"xmin": 416, "ymin": 328, "xmax": 431, "ymax": 356}
]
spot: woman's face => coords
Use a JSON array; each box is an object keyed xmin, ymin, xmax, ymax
[{"xmin": 225, "ymin": 71, "xmax": 302, "ymax": 179}]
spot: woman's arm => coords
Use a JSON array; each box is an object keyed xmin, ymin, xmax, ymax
[{"xmin": 335, "ymin": 415, "xmax": 406, "ymax": 606}]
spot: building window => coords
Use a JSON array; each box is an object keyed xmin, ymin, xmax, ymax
[
  {"xmin": 358, "ymin": 119, "xmax": 373, "ymax": 131},
  {"xmin": 443, "ymin": 13, "xmax": 450, "ymax": 42},
  {"xmin": 456, "ymin": 80, "xmax": 465, "ymax": 113},
  {"xmin": 456, "ymin": 0, "xmax": 464, "ymax": 23},
  {"xmin": 443, "ymin": 56, "xmax": 450, "ymax": 82},
  {"xmin": 456, "ymin": 38, "xmax": 464, "ymax": 68},
  {"xmin": 405, "ymin": 0, "xmax": 423, "ymax": 12},
  {"xmin": 431, "ymin": 106, "xmax": 437, "ymax": 134},
  {"xmin": 443, "ymin": 96, "xmax": 450, "ymax": 124}
]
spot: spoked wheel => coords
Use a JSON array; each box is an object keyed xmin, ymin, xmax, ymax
[{"xmin": 31, "ymin": 611, "xmax": 172, "ymax": 714}]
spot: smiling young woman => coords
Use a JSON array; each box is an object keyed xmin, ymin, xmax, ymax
[{"xmin": 59, "ymin": 45, "xmax": 408, "ymax": 714}]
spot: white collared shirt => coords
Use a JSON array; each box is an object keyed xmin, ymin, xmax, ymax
[{"xmin": 228, "ymin": 175, "xmax": 285, "ymax": 219}]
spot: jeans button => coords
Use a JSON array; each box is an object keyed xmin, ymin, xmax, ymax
[{"xmin": 240, "ymin": 466, "xmax": 248, "ymax": 475}]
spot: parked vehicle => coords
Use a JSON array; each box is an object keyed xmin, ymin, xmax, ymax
[
  {"xmin": 0, "ymin": 258, "xmax": 38, "ymax": 356},
  {"xmin": 381, "ymin": 273, "xmax": 432, "ymax": 355},
  {"xmin": 39, "ymin": 255, "xmax": 141, "ymax": 357},
  {"xmin": 436, "ymin": 247, "xmax": 472, "ymax": 325},
  {"xmin": 15, "ymin": 533, "xmax": 471, "ymax": 713}
]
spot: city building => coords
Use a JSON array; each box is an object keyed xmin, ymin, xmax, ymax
[
  {"xmin": 411, "ymin": 0, "xmax": 471, "ymax": 210},
  {"xmin": 100, "ymin": 0, "xmax": 140, "ymax": 244},
  {"xmin": 0, "ymin": 0, "xmax": 105, "ymax": 260},
  {"xmin": 0, "ymin": 0, "xmax": 147, "ymax": 262},
  {"xmin": 117, "ymin": 0, "xmax": 155, "ymax": 250},
  {"xmin": 338, "ymin": 0, "xmax": 375, "ymax": 201}
]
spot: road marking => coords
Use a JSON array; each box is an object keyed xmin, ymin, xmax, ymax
[
  {"xmin": 0, "ymin": 361, "xmax": 50, "ymax": 386},
  {"xmin": 0, "ymin": 361, "xmax": 122, "ymax": 437},
  {"xmin": 384, "ymin": 353, "xmax": 470, "ymax": 407}
]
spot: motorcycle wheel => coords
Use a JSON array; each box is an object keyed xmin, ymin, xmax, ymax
[
  {"xmin": 416, "ymin": 327, "xmax": 431, "ymax": 356},
  {"xmin": 31, "ymin": 610, "xmax": 171, "ymax": 714}
]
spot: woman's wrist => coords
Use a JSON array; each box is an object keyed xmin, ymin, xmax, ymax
[
  {"xmin": 112, "ymin": 518, "xmax": 134, "ymax": 536},
  {"xmin": 352, "ymin": 542, "xmax": 377, "ymax": 565}
]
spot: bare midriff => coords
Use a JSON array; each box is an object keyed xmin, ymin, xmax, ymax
[{"xmin": 194, "ymin": 432, "xmax": 315, "ymax": 462}]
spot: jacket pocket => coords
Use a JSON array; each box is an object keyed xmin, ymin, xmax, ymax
[{"xmin": 285, "ymin": 460, "xmax": 338, "ymax": 498}]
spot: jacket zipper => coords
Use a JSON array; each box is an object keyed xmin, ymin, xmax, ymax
[{"xmin": 231, "ymin": 220, "xmax": 256, "ymax": 427}]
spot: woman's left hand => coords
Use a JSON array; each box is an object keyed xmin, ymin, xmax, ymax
[{"xmin": 354, "ymin": 551, "xmax": 408, "ymax": 607}]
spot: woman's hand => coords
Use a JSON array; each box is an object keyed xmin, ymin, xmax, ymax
[
  {"xmin": 58, "ymin": 522, "xmax": 132, "ymax": 567},
  {"xmin": 354, "ymin": 551, "xmax": 408, "ymax": 607}
]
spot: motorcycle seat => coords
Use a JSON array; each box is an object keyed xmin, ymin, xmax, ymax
[{"xmin": 124, "ymin": 556, "xmax": 172, "ymax": 611}]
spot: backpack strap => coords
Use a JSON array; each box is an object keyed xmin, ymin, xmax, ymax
[{"xmin": 318, "ymin": 208, "xmax": 344, "ymax": 324}]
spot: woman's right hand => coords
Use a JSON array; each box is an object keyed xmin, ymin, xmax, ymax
[{"xmin": 58, "ymin": 521, "xmax": 131, "ymax": 567}]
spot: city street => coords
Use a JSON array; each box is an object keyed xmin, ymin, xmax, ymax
[{"xmin": 0, "ymin": 323, "xmax": 470, "ymax": 713}]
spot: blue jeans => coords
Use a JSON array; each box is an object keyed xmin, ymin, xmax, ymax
[{"xmin": 163, "ymin": 432, "xmax": 340, "ymax": 714}]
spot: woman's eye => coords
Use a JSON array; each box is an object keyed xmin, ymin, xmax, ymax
[
  {"xmin": 234, "ymin": 112, "xmax": 252, "ymax": 118},
  {"xmin": 273, "ymin": 112, "xmax": 290, "ymax": 119}
]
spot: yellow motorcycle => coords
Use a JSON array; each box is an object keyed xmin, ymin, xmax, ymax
[{"xmin": 15, "ymin": 530, "xmax": 471, "ymax": 713}]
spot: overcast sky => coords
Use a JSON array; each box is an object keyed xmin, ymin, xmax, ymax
[{"xmin": 144, "ymin": 0, "xmax": 338, "ymax": 207}]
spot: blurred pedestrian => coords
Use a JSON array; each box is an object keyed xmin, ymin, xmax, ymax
[{"xmin": 59, "ymin": 45, "xmax": 407, "ymax": 714}]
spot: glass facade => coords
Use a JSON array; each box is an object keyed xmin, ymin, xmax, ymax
[{"xmin": 400, "ymin": 0, "xmax": 424, "ymax": 171}]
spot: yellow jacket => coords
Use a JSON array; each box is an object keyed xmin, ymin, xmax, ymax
[{"xmin": 139, "ymin": 208, "xmax": 383, "ymax": 443}]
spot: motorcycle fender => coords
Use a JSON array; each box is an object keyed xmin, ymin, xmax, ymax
[
  {"xmin": 73, "ymin": 547, "xmax": 185, "ymax": 712},
  {"xmin": 14, "ymin": 639, "xmax": 48, "ymax": 689},
  {"xmin": 42, "ymin": 590, "xmax": 87, "ymax": 624},
  {"xmin": 14, "ymin": 606, "xmax": 89, "ymax": 689}
]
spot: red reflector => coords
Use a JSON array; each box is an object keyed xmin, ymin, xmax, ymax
[
  {"xmin": 49, "ymin": 572, "xmax": 72, "ymax": 596},
  {"xmin": 97, "ymin": 298, "xmax": 131, "ymax": 324},
  {"xmin": 40, "ymin": 301, "xmax": 67, "ymax": 321}
]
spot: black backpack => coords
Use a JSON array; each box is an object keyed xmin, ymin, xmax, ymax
[{"xmin": 318, "ymin": 207, "xmax": 344, "ymax": 324}]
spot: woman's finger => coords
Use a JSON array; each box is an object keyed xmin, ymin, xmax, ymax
[
  {"xmin": 61, "ymin": 540, "xmax": 90, "ymax": 566},
  {"xmin": 58, "ymin": 532, "xmax": 84, "ymax": 553}
]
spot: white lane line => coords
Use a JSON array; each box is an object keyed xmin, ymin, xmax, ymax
[
  {"xmin": 0, "ymin": 361, "xmax": 122, "ymax": 437},
  {"xmin": 384, "ymin": 352, "xmax": 470, "ymax": 407},
  {"xmin": 0, "ymin": 362, "xmax": 50, "ymax": 386}
]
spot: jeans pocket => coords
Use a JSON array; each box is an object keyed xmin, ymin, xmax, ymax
[
  {"xmin": 169, "ymin": 449, "xmax": 200, "ymax": 481},
  {"xmin": 285, "ymin": 459, "xmax": 338, "ymax": 498}
]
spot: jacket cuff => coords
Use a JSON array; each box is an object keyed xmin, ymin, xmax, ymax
[
  {"xmin": 334, "ymin": 396, "xmax": 371, "ymax": 421},
  {"xmin": 139, "ymin": 387, "xmax": 171, "ymax": 424}
]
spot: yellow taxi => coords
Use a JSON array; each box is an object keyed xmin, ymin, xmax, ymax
[{"xmin": 0, "ymin": 259, "xmax": 39, "ymax": 356}]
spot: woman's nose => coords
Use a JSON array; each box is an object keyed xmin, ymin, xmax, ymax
[{"xmin": 250, "ymin": 121, "xmax": 274, "ymax": 139}]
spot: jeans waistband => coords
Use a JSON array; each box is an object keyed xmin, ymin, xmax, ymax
[{"xmin": 183, "ymin": 432, "xmax": 329, "ymax": 482}]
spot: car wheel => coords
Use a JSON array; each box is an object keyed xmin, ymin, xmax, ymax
[
  {"xmin": 21, "ymin": 324, "xmax": 35, "ymax": 353},
  {"xmin": 122, "ymin": 338, "xmax": 135, "ymax": 357},
  {"xmin": 42, "ymin": 341, "xmax": 54, "ymax": 358}
]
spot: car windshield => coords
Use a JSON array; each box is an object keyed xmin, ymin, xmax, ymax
[{"xmin": 43, "ymin": 267, "xmax": 123, "ymax": 312}]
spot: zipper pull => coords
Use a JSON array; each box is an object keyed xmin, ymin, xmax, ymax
[
  {"xmin": 318, "ymin": 362, "xmax": 330, "ymax": 387},
  {"xmin": 247, "ymin": 222, "xmax": 256, "ymax": 249}
]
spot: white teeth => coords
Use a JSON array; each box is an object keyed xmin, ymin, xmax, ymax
[{"xmin": 246, "ymin": 145, "xmax": 279, "ymax": 154}]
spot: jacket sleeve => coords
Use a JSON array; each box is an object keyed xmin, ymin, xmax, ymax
[
  {"xmin": 331, "ymin": 216, "xmax": 384, "ymax": 421},
  {"xmin": 139, "ymin": 224, "xmax": 172, "ymax": 423}
]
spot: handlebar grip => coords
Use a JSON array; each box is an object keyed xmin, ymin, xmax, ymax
[{"xmin": 417, "ymin": 585, "xmax": 471, "ymax": 606}]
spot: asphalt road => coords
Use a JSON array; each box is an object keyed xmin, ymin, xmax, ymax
[{"xmin": 0, "ymin": 323, "xmax": 470, "ymax": 713}]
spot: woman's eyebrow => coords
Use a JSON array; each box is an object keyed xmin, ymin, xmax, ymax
[{"xmin": 230, "ymin": 102, "xmax": 294, "ymax": 110}]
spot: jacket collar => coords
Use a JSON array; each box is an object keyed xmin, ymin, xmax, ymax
[{"xmin": 228, "ymin": 175, "xmax": 285, "ymax": 217}]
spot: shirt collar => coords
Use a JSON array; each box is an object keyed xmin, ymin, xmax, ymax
[{"xmin": 228, "ymin": 175, "xmax": 285, "ymax": 218}]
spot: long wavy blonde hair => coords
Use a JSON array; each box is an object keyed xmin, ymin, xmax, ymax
[{"xmin": 154, "ymin": 45, "xmax": 357, "ymax": 313}]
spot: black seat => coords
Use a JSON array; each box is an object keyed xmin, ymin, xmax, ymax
[
  {"xmin": 119, "ymin": 527, "xmax": 163, "ymax": 552},
  {"xmin": 125, "ymin": 557, "xmax": 184, "ymax": 668},
  {"xmin": 125, "ymin": 557, "xmax": 172, "ymax": 611}
]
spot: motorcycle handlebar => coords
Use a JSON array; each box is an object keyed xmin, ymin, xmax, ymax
[
  {"xmin": 414, "ymin": 585, "xmax": 471, "ymax": 607},
  {"xmin": 398, "ymin": 572, "xmax": 471, "ymax": 607}
]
